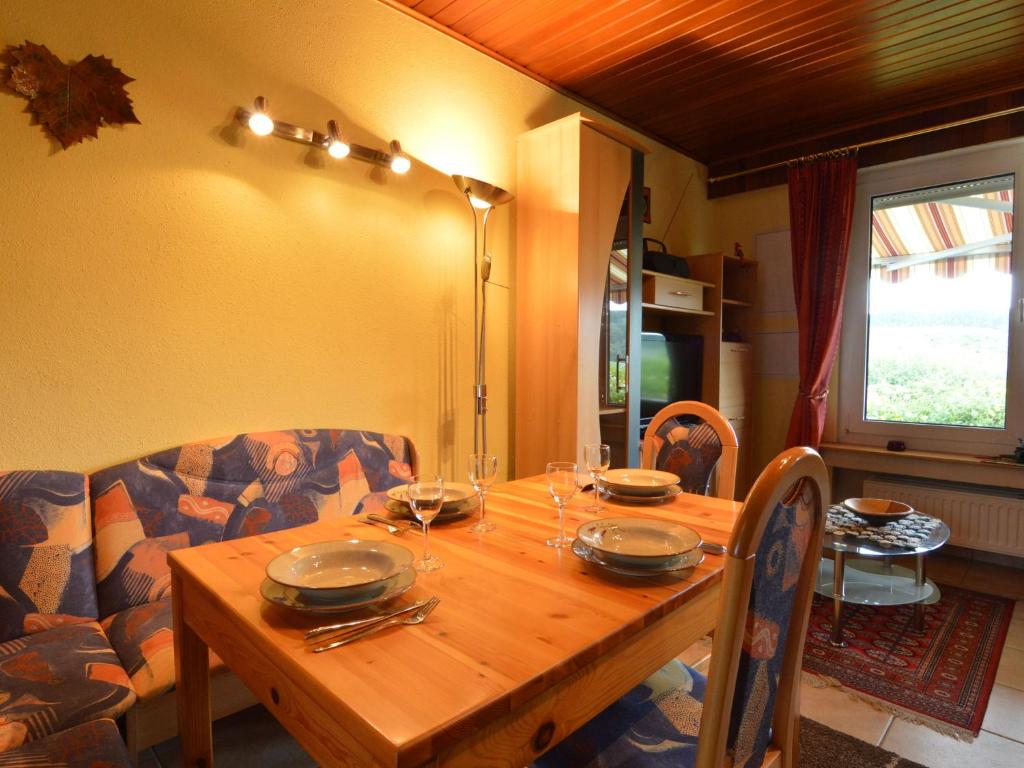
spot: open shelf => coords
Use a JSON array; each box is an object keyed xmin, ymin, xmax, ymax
[{"xmin": 641, "ymin": 302, "xmax": 716, "ymax": 317}]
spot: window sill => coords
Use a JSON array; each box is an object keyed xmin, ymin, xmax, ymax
[{"xmin": 819, "ymin": 442, "xmax": 1024, "ymax": 490}]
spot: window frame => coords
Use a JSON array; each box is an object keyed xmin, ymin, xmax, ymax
[{"xmin": 838, "ymin": 139, "xmax": 1024, "ymax": 455}]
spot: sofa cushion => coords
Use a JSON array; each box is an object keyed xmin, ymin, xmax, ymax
[
  {"xmin": 90, "ymin": 429, "xmax": 415, "ymax": 618},
  {"xmin": 0, "ymin": 471, "xmax": 98, "ymax": 643},
  {"xmin": 0, "ymin": 623, "xmax": 136, "ymax": 752},
  {"xmin": 0, "ymin": 718, "xmax": 131, "ymax": 767},
  {"xmin": 101, "ymin": 597, "xmax": 225, "ymax": 701}
]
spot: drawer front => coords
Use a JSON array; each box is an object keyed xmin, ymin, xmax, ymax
[
  {"xmin": 644, "ymin": 275, "xmax": 704, "ymax": 311},
  {"xmin": 720, "ymin": 343, "xmax": 752, "ymax": 411}
]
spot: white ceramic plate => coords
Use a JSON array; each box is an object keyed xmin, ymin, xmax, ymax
[
  {"xmin": 577, "ymin": 518, "xmax": 701, "ymax": 568},
  {"xmin": 265, "ymin": 540, "xmax": 413, "ymax": 603},
  {"xmin": 599, "ymin": 469, "xmax": 681, "ymax": 497},
  {"xmin": 260, "ymin": 568, "xmax": 416, "ymax": 614},
  {"xmin": 386, "ymin": 482, "xmax": 478, "ymax": 512},
  {"xmin": 571, "ymin": 538, "xmax": 703, "ymax": 577},
  {"xmin": 601, "ymin": 484, "xmax": 683, "ymax": 505},
  {"xmin": 383, "ymin": 499, "xmax": 471, "ymax": 523}
]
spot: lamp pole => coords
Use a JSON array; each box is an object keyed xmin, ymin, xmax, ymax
[{"xmin": 452, "ymin": 176, "xmax": 514, "ymax": 457}]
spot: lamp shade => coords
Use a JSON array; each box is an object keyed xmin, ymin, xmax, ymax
[{"xmin": 452, "ymin": 175, "xmax": 514, "ymax": 208}]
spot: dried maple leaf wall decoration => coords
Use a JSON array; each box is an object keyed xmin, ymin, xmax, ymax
[{"xmin": 2, "ymin": 41, "xmax": 140, "ymax": 149}]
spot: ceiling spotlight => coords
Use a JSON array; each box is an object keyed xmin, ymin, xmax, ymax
[
  {"xmin": 389, "ymin": 140, "xmax": 411, "ymax": 174},
  {"xmin": 326, "ymin": 119, "xmax": 350, "ymax": 159},
  {"xmin": 247, "ymin": 96, "xmax": 274, "ymax": 136}
]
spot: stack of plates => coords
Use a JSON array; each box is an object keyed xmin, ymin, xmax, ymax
[
  {"xmin": 385, "ymin": 482, "xmax": 478, "ymax": 521},
  {"xmin": 598, "ymin": 469, "xmax": 683, "ymax": 504},
  {"xmin": 573, "ymin": 518, "xmax": 704, "ymax": 577},
  {"xmin": 261, "ymin": 540, "xmax": 416, "ymax": 613}
]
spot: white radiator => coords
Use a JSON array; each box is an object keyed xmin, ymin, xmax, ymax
[{"xmin": 862, "ymin": 477, "xmax": 1024, "ymax": 557}]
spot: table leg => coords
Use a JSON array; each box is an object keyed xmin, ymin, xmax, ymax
[
  {"xmin": 831, "ymin": 551, "xmax": 847, "ymax": 647},
  {"xmin": 914, "ymin": 554, "xmax": 926, "ymax": 632},
  {"xmin": 172, "ymin": 571, "xmax": 213, "ymax": 768}
]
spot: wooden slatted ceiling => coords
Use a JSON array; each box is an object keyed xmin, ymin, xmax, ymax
[{"xmin": 385, "ymin": 0, "xmax": 1024, "ymax": 194}]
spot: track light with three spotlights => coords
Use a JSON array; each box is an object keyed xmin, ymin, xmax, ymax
[{"xmin": 234, "ymin": 97, "xmax": 411, "ymax": 175}]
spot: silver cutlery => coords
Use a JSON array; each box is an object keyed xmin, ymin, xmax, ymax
[
  {"xmin": 312, "ymin": 597, "xmax": 440, "ymax": 653},
  {"xmin": 304, "ymin": 598, "xmax": 432, "ymax": 641},
  {"xmin": 359, "ymin": 516, "xmax": 403, "ymax": 535},
  {"xmin": 699, "ymin": 541, "xmax": 727, "ymax": 555},
  {"xmin": 367, "ymin": 513, "xmax": 422, "ymax": 534}
]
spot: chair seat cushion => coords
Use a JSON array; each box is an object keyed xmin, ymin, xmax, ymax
[
  {"xmin": 534, "ymin": 660, "xmax": 706, "ymax": 768},
  {"xmin": 101, "ymin": 597, "xmax": 224, "ymax": 701},
  {"xmin": 0, "ymin": 718, "xmax": 131, "ymax": 767},
  {"xmin": 0, "ymin": 623, "xmax": 136, "ymax": 752}
]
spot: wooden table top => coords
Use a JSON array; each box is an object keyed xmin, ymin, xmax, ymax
[{"xmin": 169, "ymin": 477, "xmax": 741, "ymax": 766}]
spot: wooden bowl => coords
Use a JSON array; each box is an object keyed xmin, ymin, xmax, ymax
[{"xmin": 842, "ymin": 497, "xmax": 914, "ymax": 526}]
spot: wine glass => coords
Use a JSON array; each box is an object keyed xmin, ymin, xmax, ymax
[
  {"xmin": 583, "ymin": 443, "xmax": 610, "ymax": 513},
  {"xmin": 468, "ymin": 454, "xmax": 498, "ymax": 533},
  {"xmin": 407, "ymin": 474, "xmax": 444, "ymax": 572},
  {"xmin": 545, "ymin": 461, "xmax": 579, "ymax": 548}
]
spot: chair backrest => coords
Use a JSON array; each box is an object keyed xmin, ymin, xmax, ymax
[
  {"xmin": 641, "ymin": 401, "xmax": 739, "ymax": 500},
  {"xmin": 695, "ymin": 446, "xmax": 829, "ymax": 768},
  {"xmin": 0, "ymin": 471, "xmax": 99, "ymax": 642},
  {"xmin": 89, "ymin": 428, "xmax": 416, "ymax": 618}
]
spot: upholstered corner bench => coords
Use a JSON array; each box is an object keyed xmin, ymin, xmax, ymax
[{"xmin": 0, "ymin": 428, "xmax": 416, "ymax": 763}]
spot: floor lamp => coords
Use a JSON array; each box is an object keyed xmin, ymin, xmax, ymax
[{"xmin": 452, "ymin": 175, "xmax": 514, "ymax": 456}]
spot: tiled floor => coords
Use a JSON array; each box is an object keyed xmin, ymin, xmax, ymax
[
  {"xmin": 799, "ymin": 552, "xmax": 1024, "ymax": 767},
  {"xmin": 674, "ymin": 552, "xmax": 1024, "ymax": 768}
]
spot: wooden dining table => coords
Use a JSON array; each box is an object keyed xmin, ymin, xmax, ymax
[{"xmin": 169, "ymin": 476, "xmax": 742, "ymax": 767}]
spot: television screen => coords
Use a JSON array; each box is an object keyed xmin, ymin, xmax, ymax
[{"xmin": 640, "ymin": 331, "xmax": 703, "ymax": 419}]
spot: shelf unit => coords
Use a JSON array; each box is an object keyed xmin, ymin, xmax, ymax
[{"xmin": 641, "ymin": 252, "xmax": 758, "ymax": 496}]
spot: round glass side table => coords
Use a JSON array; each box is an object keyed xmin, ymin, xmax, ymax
[{"xmin": 814, "ymin": 517, "xmax": 950, "ymax": 647}]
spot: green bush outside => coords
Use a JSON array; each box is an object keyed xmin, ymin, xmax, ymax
[{"xmin": 865, "ymin": 313, "xmax": 1008, "ymax": 429}]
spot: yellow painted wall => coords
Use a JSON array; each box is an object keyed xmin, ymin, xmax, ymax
[
  {"xmin": 0, "ymin": 0, "xmax": 712, "ymax": 477},
  {"xmin": 712, "ymin": 184, "xmax": 842, "ymax": 487},
  {"xmin": 711, "ymin": 185, "xmax": 795, "ymax": 483}
]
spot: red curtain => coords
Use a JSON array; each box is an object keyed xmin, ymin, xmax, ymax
[{"xmin": 786, "ymin": 154, "xmax": 859, "ymax": 449}]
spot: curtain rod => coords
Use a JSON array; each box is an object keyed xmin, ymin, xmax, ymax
[{"xmin": 707, "ymin": 105, "xmax": 1024, "ymax": 184}]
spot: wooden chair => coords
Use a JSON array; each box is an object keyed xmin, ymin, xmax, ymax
[
  {"xmin": 535, "ymin": 446, "xmax": 830, "ymax": 768},
  {"xmin": 642, "ymin": 400, "xmax": 740, "ymax": 500}
]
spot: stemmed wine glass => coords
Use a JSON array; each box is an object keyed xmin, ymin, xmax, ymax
[
  {"xmin": 468, "ymin": 454, "xmax": 498, "ymax": 533},
  {"xmin": 545, "ymin": 461, "xmax": 579, "ymax": 548},
  {"xmin": 583, "ymin": 443, "xmax": 610, "ymax": 513},
  {"xmin": 407, "ymin": 474, "xmax": 445, "ymax": 572}
]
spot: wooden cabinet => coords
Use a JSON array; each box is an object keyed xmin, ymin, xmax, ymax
[
  {"xmin": 514, "ymin": 113, "xmax": 648, "ymax": 477},
  {"xmin": 641, "ymin": 272, "xmax": 712, "ymax": 312}
]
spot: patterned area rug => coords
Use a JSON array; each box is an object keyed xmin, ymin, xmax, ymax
[{"xmin": 803, "ymin": 584, "xmax": 1013, "ymax": 738}]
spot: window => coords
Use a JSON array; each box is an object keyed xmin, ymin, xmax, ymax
[{"xmin": 840, "ymin": 142, "xmax": 1024, "ymax": 454}]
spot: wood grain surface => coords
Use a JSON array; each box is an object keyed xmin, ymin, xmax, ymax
[{"xmin": 170, "ymin": 477, "xmax": 741, "ymax": 767}]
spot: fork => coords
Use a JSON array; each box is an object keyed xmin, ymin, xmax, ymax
[{"xmin": 312, "ymin": 597, "xmax": 440, "ymax": 653}]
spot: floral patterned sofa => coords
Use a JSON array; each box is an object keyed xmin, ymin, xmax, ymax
[{"xmin": 0, "ymin": 428, "xmax": 415, "ymax": 763}]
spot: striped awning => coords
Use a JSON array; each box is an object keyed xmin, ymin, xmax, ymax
[
  {"xmin": 609, "ymin": 248, "xmax": 628, "ymax": 302},
  {"xmin": 871, "ymin": 176, "xmax": 1013, "ymax": 282}
]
